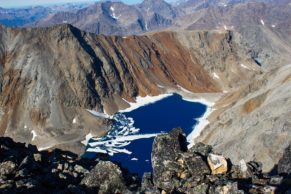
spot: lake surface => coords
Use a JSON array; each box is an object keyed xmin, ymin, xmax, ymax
[{"xmin": 84, "ymin": 94, "xmax": 207, "ymax": 176}]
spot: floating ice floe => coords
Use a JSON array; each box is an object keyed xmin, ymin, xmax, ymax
[
  {"xmin": 84, "ymin": 113, "xmax": 162, "ymax": 156},
  {"xmin": 131, "ymin": 158, "xmax": 138, "ymax": 161}
]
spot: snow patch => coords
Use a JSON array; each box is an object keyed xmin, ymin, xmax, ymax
[
  {"xmin": 87, "ymin": 110, "xmax": 112, "ymax": 119},
  {"xmin": 213, "ymin": 73, "xmax": 220, "ymax": 79},
  {"xmin": 218, "ymin": 2, "xmax": 227, "ymax": 7},
  {"xmin": 260, "ymin": 19, "xmax": 265, "ymax": 26},
  {"xmin": 177, "ymin": 85, "xmax": 194, "ymax": 94},
  {"xmin": 145, "ymin": 23, "xmax": 148, "ymax": 31},
  {"xmin": 120, "ymin": 94, "xmax": 173, "ymax": 113},
  {"xmin": 157, "ymin": 84, "xmax": 165, "ymax": 88},
  {"xmin": 271, "ymin": 24, "xmax": 276, "ymax": 28},
  {"xmin": 223, "ymin": 25, "xmax": 228, "ymax": 30},
  {"xmin": 110, "ymin": 6, "xmax": 121, "ymax": 20},
  {"xmin": 38, "ymin": 145, "xmax": 52, "ymax": 151},
  {"xmin": 240, "ymin": 63, "xmax": 250, "ymax": 70},
  {"xmin": 31, "ymin": 130, "xmax": 37, "ymax": 141},
  {"xmin": 24, "ymin": 125, "xmax": 27, "ymax": 129},
  {"xmin": 72, "ymin": 117, "xmax": 77, "ymax": 124}
]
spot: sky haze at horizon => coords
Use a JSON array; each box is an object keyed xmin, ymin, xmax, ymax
[{"xmin": 0, "ymin": 0, "xmax": 176, "ymax": 8}]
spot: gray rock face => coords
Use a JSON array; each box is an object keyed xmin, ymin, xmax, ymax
[
  {"xmin": 151, "ymin": 128, "xmax": 235, "ymax": 193},
  {"xmin": 151, "ymin": 128, "xmax": 187, "ymax": 191},
  {"xmin": 81, "ymin": 161, "xmax": 128, "ymax": 194}
]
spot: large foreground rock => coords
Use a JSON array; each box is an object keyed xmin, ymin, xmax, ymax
[
  {"xmin": 1, "ymin": 129, "xmax": 291, "ymax": 193},
  {"xmin": 80, "ymin": 161, "xmax": 128, "ymax": 194}
]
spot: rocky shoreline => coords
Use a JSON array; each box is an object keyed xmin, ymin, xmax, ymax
[{"xmin": 0, "ymin": 128, "xmax": 290, "ymax": 194}]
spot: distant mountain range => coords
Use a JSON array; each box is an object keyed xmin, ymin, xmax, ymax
[
  {"xmin": 0, "ymin": 0, "xmax": 290, "ymax": 37},
  {"xmin": 31, "ymin": 0, "xmax": 179, "ymax": 35},
  {"xmin": 0, "ymin": 2, "xmax": 95, "ymax": 27}
]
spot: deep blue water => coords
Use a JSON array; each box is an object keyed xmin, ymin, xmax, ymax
[{"xmin": 84, "ymin": 94, "xmax": 207, "ymax": 176}]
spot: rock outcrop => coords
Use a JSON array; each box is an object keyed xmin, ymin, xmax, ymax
[
  {"xmin": 1, "ymin": 128, "xmax": 290, "ymax": 193},
  {"xmin": 148, "ymin": 128, "xmax": 291, "ymax": 194}
]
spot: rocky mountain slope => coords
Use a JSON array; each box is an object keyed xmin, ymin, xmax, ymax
[
  {"xmin": 1, "ymin": 128, "xmax": 290, "ymax": 193},
  {"xmin": 1, "ymin": 1, "xmax": 291, "ymax": 70},
  {"xmin": 0, "ymin": 24, "xmax": 258, "ymax": 152},
  {"xmin": 174, "ymin": 0, "xmax": 291, "ymax": 69},
  {"xmin": 197, "ymin": 63, "xmax": 291, "ymax": 172}
]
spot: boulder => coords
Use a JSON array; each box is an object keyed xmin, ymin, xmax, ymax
[
  {"xmin": 189, "ymin": 142, "xmax": 212, "ymax": 157},
  {"xmin": 186, "ymin": 183, "xmax": 208, "ymax": 194},
  {"xmin": 80, "ymin": 161, "xmax": 128, "ymax": 194},
  {"xmin": 183, "ymin": 152, "xmax": 210, "ymax": 178},
  {"xmin": 151, "ymin": 128, "xmax": 187, "ymax": 192},
  {"xmin": 212, "ymin": 182, "xmax": 245, "ymax": 194},
  {"xmin": 207, "ymin": 154, "xmax": 228, "ymax": 175},
  {"xmin": 0, "ymin": 161, "xmax": 17, "ymax": 176},
  {"xmin": 247, "ymin": 161, "xmax": 263, "ymax": 175},
  {"xmin": 141, "ymin": 172, "xmax": 156, "ymax": 192}
]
